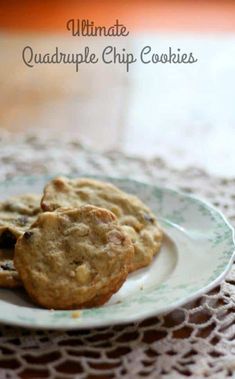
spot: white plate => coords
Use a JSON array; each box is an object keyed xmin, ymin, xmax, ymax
[{"xmin": 0, "ymin": 175, "xmax": 234, "ymax": 330}]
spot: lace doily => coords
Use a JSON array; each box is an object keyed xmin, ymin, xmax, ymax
[{"xmin": 0, "ymin": 134, "xmax": 234, "ymax": 379}]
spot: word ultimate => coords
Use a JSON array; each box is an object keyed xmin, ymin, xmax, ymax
[{"xmin": 67, "ymin": 19, "xmax": 130, "ymax": 37}]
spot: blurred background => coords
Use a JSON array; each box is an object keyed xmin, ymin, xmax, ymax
[{"xmin": 0, "ymin": 0, "xmax": 235, "ymax": 177}]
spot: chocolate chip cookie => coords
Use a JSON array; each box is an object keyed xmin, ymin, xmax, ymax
[
  {"xmin": 0, "ymin": 248, "xmax": 22, "ymax": 288},
  {"xmin": 0, "ymin": 194, "xmax": 41, "ymax": 250},
  {"xmin": 41, "ymin": 177, "xmax": 163, "ymax": 272},
  {"xmin": 14, "ymin": 205, "xmax": 134, "ymax": 309}
]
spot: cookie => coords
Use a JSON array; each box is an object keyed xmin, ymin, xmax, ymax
[
  {"xmin": 14, "ymin": 205, "xmax": 134, "ymax": 309},
  {"xmin": 0, "ymin": 194, "xmax": 41, "ymax": 250},
  {"xmin": 0, "ymin": 248, "xmax": 22, "ymax": 288},
  {"xmin": 41, "ymin": 177, "xmax": 163, "ymax": 272}
]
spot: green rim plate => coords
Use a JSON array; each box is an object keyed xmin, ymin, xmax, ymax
[{"xmin": 0, "ymin": 175, "xmax": 234, "ymax": 329}]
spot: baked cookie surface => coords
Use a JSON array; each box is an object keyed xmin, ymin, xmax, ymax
[
  {"xmin": 0, "ymin": 194, "xmax": 41, "ymax": 250},
  {"xmin": 41, "ymin": 177, "xmax": 163, "ymax": 271},
  {"xmin": 0, "ymin": 248, "xmax": 22, "ymax": 288},
  {"xmin": 14, "ymin": 205, "xmax": 134, "ymax": 309}
]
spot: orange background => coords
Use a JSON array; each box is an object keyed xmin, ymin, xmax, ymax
[{"xmin": 1, "ymin": 0, "xmax": 235, "ymax": 33}]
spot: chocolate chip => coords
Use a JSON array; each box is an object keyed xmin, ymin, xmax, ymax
[
  {"xmin": 24, "ymin": 231, "xmax": 33, "ymax": 240},
  {"xmin": 1, "ymin": 261, "xmax": 14, "ymax": 271},
  {"xmin": 144, "ymin": 214, "xmax": 155, "ymax": 224},
  {"xmin": 17, "ymin": 216, "xmax": 28, "ymax": 226},
  {"xmin": 0, "ymin": 230, "xmax": 17, "ymax": 249}
]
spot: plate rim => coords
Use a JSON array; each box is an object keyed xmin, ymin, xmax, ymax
[{"xmin": 0, "ymin": 175, "xmax": 234, "ymax": 330}]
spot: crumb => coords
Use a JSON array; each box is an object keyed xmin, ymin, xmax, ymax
[{"xmin": 71, "ymin": 311, "xmax": 81, "ymax": 319}]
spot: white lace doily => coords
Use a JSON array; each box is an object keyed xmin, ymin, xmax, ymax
[{"xmin": 0, "ymin": 134, "xmax": 234, "ymax": 379}]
